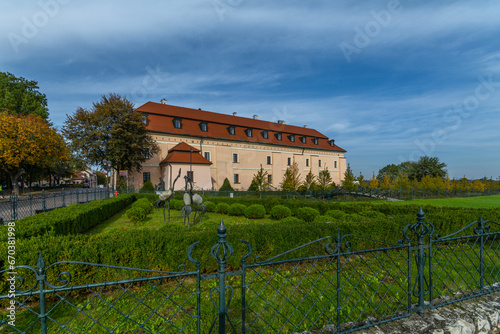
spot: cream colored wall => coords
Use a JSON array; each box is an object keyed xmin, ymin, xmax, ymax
[{"xmin": 130, "ymin": 133, "xmax": 346, "ymax": 191}]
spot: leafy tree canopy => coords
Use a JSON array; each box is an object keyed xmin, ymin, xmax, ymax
[
  {"xmin": 0, "ymin": 72, "xmax": 49, "ymax": 120},
  {"xmin": 341, "ymin": 163, "xmax": 357, "ymax": 191},
  {"xmin": 281, "ymin": 162, "xmax": 301, "ymax": 192},
  {"xmin": 63, "ymin": 93, "xmax": 159, "ymax": 173},
  {"xmin": 249, "ymin": 165, "xmax": 269, "ymax": 195},
  {"xmin": 219, "ymin": 177, "xmax": 234, "ymax": 192},
  {"xmin": 0, "ymin": 113, "xmax": 68, "ymax": 194},
  {"xmin": 378, "ymin": 156, "xmax": 447, "ymax": 182}
]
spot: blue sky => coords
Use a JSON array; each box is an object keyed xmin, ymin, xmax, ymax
[{"xmin": 2, "ymin": 0, "xmax": 500, "ymax": 179}]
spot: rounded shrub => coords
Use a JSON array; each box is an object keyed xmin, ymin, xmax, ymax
[
  {"xmin": 204, "ymin": 201, "xmax": 216, "ymax": 212},
  {"xmin": 228, "ymin": 203, "xmax": 247, "ymax": 216},
  {"xmin": 325, "ymin": 210, "xmax": 347, "ymax": 220},
  {"xmin": 215, "ymin": 202, "xmax": 230, "ymax": 214},
  {"xmin": 132, "ymin": 198, "xmax": 154, "ymax": 214},
  {"xmin": 296, "ymin": 207, "xmax": 320, "ymax": 222},
  {"xmin": 126, "ymin": 207, "xmax": 146, "ymax": 223},
  {"xmin": 270, "ymin": 205, "xmax": 292, "ymax": 220},
  {"xmin": 280, "ymin": 216, "xmax": 302, "ymax": 224},
  {"xmin": 359, "ymin": 210, "xmax": 386, "ymax": 219},
  {"xmin": 244, "ymin": 204, "xmax": 266, "ymax": 219}
]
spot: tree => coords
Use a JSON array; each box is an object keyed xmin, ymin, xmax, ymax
[
  {"xmin": 377, "ymin": 164, "xmax": 400, "ymax": 182},
  {"xmin": 281, "ymin": 162, "xmax": 301, "ymax": 192},
  {"xmin": 357, "ymin": 172, "xmax": 367, "ymax": 188},
  {"xmin": 219, "ymin": 177, "xmax": 234, "ymax": 191},
  {"xmin": 63, "ymin": 93, "xmax": 159, "ymax": 175},
  {"xmin": 369, "ymin": 172, "xmax": 379, "ymax": 189},
  {"xmin": 96, "ymin": 171, "xmax": 107, "ymax": 186},
  {"xmin": 249, "ymin": 165, "xmax": 269, "ymax": 197},
  {"xmin": 408, "ymin": 156, "xmax": 447, "ymax": 182},
  {"xmin": 302, "ymin": 170, "xmax": 317, "ymax": 191},
  {"xmin": 0, "ymin": 113, "xmax": 68, "ymax": 194},
  {"xmin": 317, "ymin": 168, "xmax": 333, "ymax": 191},
  {"xmin": 341, "ymin": 164, "xmax": 357, "ymax": 191},
  {"xmin": 0, "ymin": 72, "xmax": 49, "ymax": 120}
]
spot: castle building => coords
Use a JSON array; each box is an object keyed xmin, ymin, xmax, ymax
[{"xmin": 130, "ymin": 101, "xmax": 347, "ymax": 191}]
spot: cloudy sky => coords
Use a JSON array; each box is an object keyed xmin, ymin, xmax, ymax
[{"xmin": 2, "ymin": 0, "xmax": 500, "ymax": 179}]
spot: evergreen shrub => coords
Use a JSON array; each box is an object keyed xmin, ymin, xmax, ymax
[
  {"xmin": 132, "ymin": 198, "xmax": 153, "ymax": 214},
  {"xmin": 140, "ymin": 180, "xmax": 154, "ymax": 192},
  {"xmin": 325, "ymin": 210, "xmax": 347, "ymax": 219},
  {"xmin": 215, "ymin": 202, "xmax": 230, "ymax": 214},
  {"xmin": 228, "ymin": 203, "xmax": 247, "ymax": 216},
  {"xmin": 359, "ymin": 210, "xmax": 386, "ymax": 219},
  {"xmin": 170, "ymin": 199, "xmax": 184, "ymax": 210},
  {"xmin": 244, "ymin": 204, "xmax": 266, "ymax": 219},
  {"xmin": 280, "ymin": 216, "xmax": 302, "ymax": 224},
  {"xmin": 204, "ymin": 201, "xmax": 216, "ymax": 212},
  {"xmin": 296, "ymin": 207, "xmax": 320, "ymax": 222},
  {"xmin": 270, "ymin": 205, "xmax": 292, "ymax": 220},
  {"xmin": 126, "ymin": 207, "xmax": 146, "ymax": 223}
]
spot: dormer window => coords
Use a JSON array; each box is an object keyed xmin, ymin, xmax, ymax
[
  {"xmin": 274, "ymin": 132, "xmax": 282, "ymax": 141},
  {"xmin": 261, "ymin": 130, "xmax": 268, "ymax": 139},
  {"xmin": 199, "ymin": 122, "xmax": 208, "ymax": 132},
  {"xmin": 173, "ymin": 118, "xmax": 182, "ymax": 129},
  {"xmin": 228, "ymin": 126, "xmax": 235, "ymax": 135},
  {"xmin": 287, "ymin": 134, "xmax": 295, "ymax": 142},
  {"xmin": 245, "ymin": 128, "xmax": 253, "ymax": 137},
  {"xmin": 328, "ymin": 139, "xmax": 335, "ymax": 147},
  {"xmin": 142, "ymin": 113, "xmax": 149, "ymax": 125},
  {"xmin": 312, "ymin": 138, "xmax": 318, "ymax": 145},
  {"xmin": 299, "ymin": 136, "xmax": 307, "ymax": 144}
]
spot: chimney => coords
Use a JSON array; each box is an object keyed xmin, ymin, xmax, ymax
[
  {"xmin": 233, "ymin": 112, "xmax": 237, "ymax": 116},
  {"xmin": 277, "ymin": 120, "xmax": 285, "ymax": 124},
  {"xmin": 160, "ymin": 99, "xmax": 167, "ymax": 104},
  {"xmin": 253, "ymin": 115, "xmax": 258, "ymax": 120}
]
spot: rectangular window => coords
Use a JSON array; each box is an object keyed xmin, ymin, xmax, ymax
[
  {"xmin": 200, "ymin": 122, "xmax": 208, "ymax": 132},
  {"xmin": 173, "ymin": 118, "xmax": 182, "ymax": 129},
  {"xmin": 233, "ymin": 153, "xmax": 238, "ymax": 163},
  {"xmin": 261, "ymin": 130, "xmax": 268, "ymax": 139},
  {"xmin": 306, "ymin": 158, "xmax": 309, "ymax": 167},
  {"xmin": 228, "ymin": 126, "xmax": 235, "ymax": 135},
  {"xmin": 245, "ymin": 128, "xmax": 253, "ymax": 137},
  {"xmin": 268, "ymin": 174, "xmax": 272, "ymax": 183},
  {"xmin": 319, "ymin": 159, "xmax": 322, "ymax": 167},
  {"xmin": 143, "ymin": 172, "xmax": 150, "ymax": 182},
  {"xmin": 143, "ymin": 148, "xmax": 150, "ymax": 160},
  {"xmin": 142, "ymin": 114, "xmax": 148, "ymax": 125},
  {"xmin": 234, "ymin": 174, "xmax": 239, "ymax": 184},
  {"xmin": 334, "ymin": 161, "xmax": 338, "ymax": 169},
  {"xmin": 187, "ymin": 171, "xmax": 194, "ymax": 182},
  {"xmin": 300, "ymin": 136, "xmax": 307, "ymax": 144},
  {"xmin": 275, "ymin": 132, "xmax": 282, "ymax": 141},
  {"xmin": 312, "ymin": 138, "xmax": 318, "ymax": 145},
  {"xmin": 204, "ymin": 152, "xmax": 211, "ymax": 161},
  {"xmin": 266, "ymin": 156, "xmax": 272, "ymax": 165},
  {"xmin": 288, "ymin": 134, "xmax": 295, "ymax": 142},
  {"xmin": 287, "ymin": 157, "xmax": 292, "ymax": 166}
]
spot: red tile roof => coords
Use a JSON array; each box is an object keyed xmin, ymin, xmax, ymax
[
  {"xmin": 137, "ymin": 102, "xmax": 346, "ymax": 152},
  {"xmin": 161, "ymin": 142, "xmax": 212, "ymax": 165}
]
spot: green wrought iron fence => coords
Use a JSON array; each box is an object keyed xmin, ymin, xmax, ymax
[
  {"xmin": 0, "ymin": 189, "xmax": 109, "ymax": 224},
  {"xmin": 1, "ymin": 209, "xmax": 499, "ymax": 333}
]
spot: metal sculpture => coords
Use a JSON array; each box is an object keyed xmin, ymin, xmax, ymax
[{"xmin": 154, "ymin": 168, "xmax": 181, "ymax": 224}]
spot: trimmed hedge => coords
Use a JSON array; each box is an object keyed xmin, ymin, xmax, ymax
[
  {"xmin": 1, "ymin": 194, "xmax": 136, "ymax": 240},
  {"xmin": 270, "ymin": 205, "xmax": 292, "ymax": 220},
  {"xmin": 204, "ymin": 201, "xmax": 216, "ymax": 212},
  {"xmin": 228, "ymin": 203, "xmax": 247, "ymax": 216},
  {"xmin": 244, "ymin": 204, "xmax": 266, "ymax": 219},
  {"xmin": 296, "ymin": 207, "xmax": 320, "ymax": 222}
]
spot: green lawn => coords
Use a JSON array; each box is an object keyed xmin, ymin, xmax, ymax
[{"xmin": 371, "ymin": 194, "xmax": 500, "ymax": 208}]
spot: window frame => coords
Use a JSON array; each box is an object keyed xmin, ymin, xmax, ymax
[
  {"xmin": 266, "ymin": 155, "xmax": 272, "ymax": 165},
  {"xmin": 143, "ymin": 172, "xmax": 151, "ymax": 182},
  {"xmin": 306, "ymin": 158, "xmax": 309, "ymax": 167},
  {"xmin": 199, "ymin": 122, "xmax": 208, "ymax": 132},
  {"xmin": 287, "ymin": 157, "xmax": 292, "ymax": 166},
  {"xmin": 288, "ymin": 134, "xmax": 295, "ymax": 142},
  {"xmin": 204, "ymin": 151, "xmax": 211, "ymax": 161},
  {"xmin": 232, "ymin": 153, "xmax": 238, "ymax": 163},
  {"xmin": 227, "ymin": 126, "xmax": 236, "ymax": 135},
  {"xmin": 245, "ymin": 128, "xmax": 253, "ymax": 137},
  {"xmin": 319, "ymin": 159, "xmax": 322, "ymax": 167},
  {"xmin": 261, "ymin": 130, "xmax": 269, "ymax": 139},
  {"xmin": 187, "ymin": 170, "xmax": 194, "ymax": 182},
  {"xmin": 234, "ymin": 174, "xmax": 240, "ymax": 184},
  {"xmin": 173, "ymin": 118, "xmax": 182, "ymax": 129}
]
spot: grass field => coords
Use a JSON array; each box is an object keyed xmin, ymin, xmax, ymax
[{"xmin": 381, "ymin": 194, "xmax": 500, "ymax": 208}]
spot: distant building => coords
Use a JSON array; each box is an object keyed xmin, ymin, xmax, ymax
[{"xmin": 129, "ymin": 102, "xmax": 347, "ymax": 191}]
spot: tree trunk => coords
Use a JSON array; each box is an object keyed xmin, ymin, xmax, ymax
[{"xmin": 5, "ymin": 168, "xmax": 24, "ymax": 195}]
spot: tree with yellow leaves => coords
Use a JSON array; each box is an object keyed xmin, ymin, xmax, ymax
[
  {"xmin": 0, "ymin": 113, "xmax": 68, "ymax": 194},
  {"xmin": 369, "ymin": 172, "xmax": 378, "ymax": 189}
]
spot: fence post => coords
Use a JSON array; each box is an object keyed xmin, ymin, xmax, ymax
[
  {"xmin": 478, "ymin": 216, "xmax": 486, "ymax": 290},
  {"xmin": 411, "ymin": 208, "xmax": 433, "ymax": 313},
  {"xmin": 42, "ymin": 190, "xmax": 47, "ymax": 213},
  {"xmin": 10, "ymin": 193, "xmax": 17, "ymax": 221},
  {"xmin": 36, "ymin": 253, "xmax": 48, "ymax": 334},
  {"xmin": 210, "ymin": 220, "xmax": 234, "ymax": 334}
]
